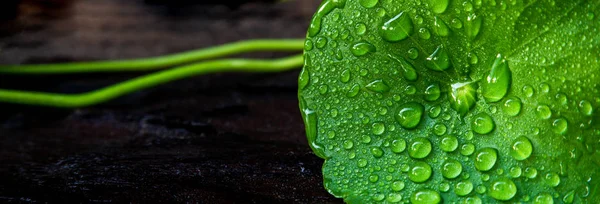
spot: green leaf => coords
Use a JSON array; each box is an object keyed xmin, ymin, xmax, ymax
[{"xmin": 299, "ymin": 0, "xmax": 600, "ymax": 203}]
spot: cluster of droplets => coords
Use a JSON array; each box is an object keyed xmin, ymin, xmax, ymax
[{"xmin": 299, "ymin": 0, "xmax": 599, "ymax": 203}]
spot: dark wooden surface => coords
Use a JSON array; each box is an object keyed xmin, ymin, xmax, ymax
[{"xmin": 0, "ymin": 0, "xmax": 340, "ymax": 203}]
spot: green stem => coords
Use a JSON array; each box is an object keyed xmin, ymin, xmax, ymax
[
  {"xmin": 0, "ymin": 39, "xmax": 305, "ymax": 74},
  {"xmin": 0, "ymin": 54, "xmax": 304, "ymax": 107}
]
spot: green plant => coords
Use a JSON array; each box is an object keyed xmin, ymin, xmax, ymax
[
  {"xmin": 1, "ymin": 0, "xmax": 599, "ymax": 203},
  {"xmin": 0, "ymin": 39, "xmax": 304, "ymax": 107},
  {"xmin": 299, "ymin": 0, "xmax": 599, "ymax": 203}
]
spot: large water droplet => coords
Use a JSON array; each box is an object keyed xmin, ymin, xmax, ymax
[
  {"xmin": 411, "ymin": 189, "xmax": 441, "ymax": 204},
  {"xmin": 298, "ymin": 68, "xmax": 310, "ymax": 90},
  {"xmin": 391, "ymin": 139, "xmax": 407, "ymax": 153},
  {"xmin": 366, "ymin": 79, "xmax": 390, "ymax": 93},
  {"xmin": 359, "ymin": 0, "xmax": 378, "ymax": 8},
  {"xmin": 380, "ymin": 12, "xmax": 414, "ymax": 42},
  {"xmin": 474, "ymin": 147, "xmax": 497, "ymax": 171},
  {"xmin": 409, "ymin": 161, "xmax": 433, "ymax": 183},
  {"xmin": 340, "ymin": 69, "xmax": 351, "ymax": 83},
  {"xmin": 455, "ymin": 180, "xmax": 474, "ymax": 196},
  {"xmin": 450, "ymin": 82, "xmax": 477, "ymax": 115},
  {"xmin": 472, "ymin": 113, "xmax": 495, "ymax": 134},
  {"xmin": 578, "ymin": 100, "xmax": 593, "ymax": 116},
  {"xmin": 392, "ymin": 181, "xmax": 405, "ymax": 191},
  {"xmin": 308, "ymin": 0, "xmax": 347, "ymax": 37},
  {"xmin": 395, "ymin": 102, "xmax": 425, "ymax": 129},
  {"xmin": 442, "ymin": 159, "xmax": 462, "ymax": 179},
  {"xmin": 536, "ymin": 105, "xmax": 552, "ymax": 119},
  {"xmin": 533, "ymin": 193, "xmax": 554, "ymax": 204},
  {"xmin": 488, "ymin": 179, "xmax": 517, "ymax": 201},
  {"xmin": 433, "ymin": 16, "xmax": 450, "ymax": 36},
  {"xmin": 372, "ymin": 122, "xmax": 386, "ymax": 135},
  {"xmin": 544, "ymin": 173, "xmax": 560, "ymax": 187},
  {"xmin": 388, "ymin": 54, "xmax": 418, "ymax": 81},
  {"xmin": 409, "ymin": 137, "xmax": 432, "ymax": 159},
  {"xmin": 299, "ymin": 98, "xmax": 326, "ymax": 158},
  {"xmin": 425, "ymin": 83, "xmax": 441, "ymax": 101},
  {"xmin": 371, "ymin": 147, "xmax": 384, "ymax": 158},
  {"xmin": 482, "ymin": 54, "xmax": 511, "ymax": 102},
  {"xmin": 563, "ymin": 190, "xmax": 575, "ymax": 203},
  {"xmin": 552, "ymin": 118, "xmax": 568, "ymax": 134},
  {"xmin": 460, "ymin": 143, "xmax": 475, "ymax": 156},
  {"xmin": 351, "ymin": 41, "xmax": 376, "ymax": 56},
  {"xmin": 465, "ymin": 13, "xmax": 483, "ymax": 40},
  {"xmin": 440, "ymin": 135, "xmax": 458, "ymax": 152},
  {"xmin": 503, "ymin": 97, "xmax": 522, "ymax": 116},
  {"xmin": 510, "ymin": 136, "xmax": 533, "ymax": 161},
  {"xmin": 425, "ymin": 45, "xmax": 451, "ymax": 71},
  {"xmin": 431, "ymin": 0, "xmax": 449, "ymax": 13}
]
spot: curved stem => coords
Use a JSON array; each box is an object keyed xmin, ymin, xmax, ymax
[
  {"xmin": 0, "ymin": 39, "xmax": 305, "ymax": 74},
  {"xmin": 0, "ymin": 54, "xmax": 304, "ymax": 107}
]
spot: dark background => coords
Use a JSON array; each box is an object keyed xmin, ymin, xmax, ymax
[{"xmin": 0, "ymin": 0, "xmax": 340, "ymax": 203}]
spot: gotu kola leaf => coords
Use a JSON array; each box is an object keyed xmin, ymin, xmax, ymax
[{"xmin": 298, "ymin": 0, "xmax": 600, "ymax": 203}]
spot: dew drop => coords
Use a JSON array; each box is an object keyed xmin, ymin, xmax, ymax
[
  {"xmin": 366, "ymin": 79, "xmax": 390, "ymax": 93},
  {"xmin": 408, "ymin": 48, "xmax": 419, "ymax": 59},
  {"xmin": 409, "ymin": 161, "xmax": 433, "ymax": 183},
  {"xmin": 347, "ymin": 84, "xmax": 360, "ymax": 97},
  {"xmin": 440, "ymin": 135, "xmax": 458, "ymax": 152},
  {"xmin": 455, "ymin": 180, "xmax": 474, "ymax": 196},
  {"xmin": 304, "ymin": 39, "xmax": 314, "ymax": 51},
  {"xmin": 460, "ymin": 143, "xmax": 475, "ymax": 156},
  {"xmin": 315, "ymin": 36, "xmax": 327, "ymax": 49},
  {"xmin": 510, "ymin": 136, "xmax": 533, "ymax": 161},
  {"xmin": 387, "ymin": 193, "xmax": 402, "ymax": 203},
  {"xmin": 372, "ymin": 122, "xmax": 386, "ymax": 135},
  {"xmin": 298, "ymin": 68, "xmax": 310, "ymax": 90},
  {"xmin": 357, "ymin": 158, "xmax": 368, "ymax": 167},
  {"xmin": 533, "ymin": 193, "xmax": 554, "ymax": 204},
  {"xmin": 482, "ymin": 54, "xmax": 511, "ymax": 102},
  {"xmin": 509, "ymin": 166, "xmax": 522, "ymax": 178},
  {"xmin": 431, "ymin": 0, "xmax": 449, "ymax": 13},
  {"xmin": 343, "ymin": 140, "xmax": 354, "ymax": 149},
  {"xmin": 391, "ymin": 139, "xmax": 407, "ymax": 153},
  {"xmin": 355, "ymin": 23, "xmax": 367, "ymax": 35},
  {"xmin": 536, "ymin": 105, "xmax": 552, "ymax": 119},
  {"xmin": 433, "ymin": 16, "xmax": 450, "ymax": 36},
  {"xmin": 359, "ymin": 0, "xmax": 378, "ymax": 8},
  {"xmin": 488, "ymin": 179, "xmax": 517, "ymax": 201},
  {"xmin": 544, "ymin": 173, "xmax": 560, "ymax": 187},
  {"xmin": 411, "ymin": 189, "xmax": 441, "ymax": 204},
  {"xmin": 388, "ymin": 54, "xmax": 417, "ymax": 81},
  {"xmin": 340, "ymin": 69, "xmax": 351, "ymax": 83},
  {"xmin": 395, "ymin": 102, "xmax": 425, "ymax": 129},
  {"xmin": 409, "ymin": 137, "xmax": 432, "ymax": 159},
  {"xmin": 391, "ymin": 181, "xmax": 405, "ymax": 191},
  {"xmin": 578, "ymin": 100, "xmax": 593, "ymax": 116},
  {"xmin": 299, "ymin": 98, "xmax": 325, "ymax": 158},
  {"xmin": 474, "ymin": 147, "xmax": 498, "ymax": 171},
  {"xmin": 503, "ymin": 97, "xmax": 522, "ymax": 116},
  {"xmin": 380, "ymin": 12, "xmax": 414, "ymax": 42},
  {"xmin": 425, "ymin": 83, "xmax": 442, "ymax": 101},
  {"xmin": 418, "ymin": 28, "xmax": 431, "ymax": 39},
  {"xmin": 425, "ymin": 45, "xmax": 451, "ymax": 71},
  {"xmin": 351, "ymin": 41, "xmax": 376, "ymax": 56},
  {"xmin": 524, "ymin": 167, "xmax": 538, "ymax": 178},
  {"xmin": 563, "ymin": 190, "xmax": 575, "ymax": 203},
  {"xmin": 433, "ymin": 123, "xmax": 447, "ymax": 136},
  {"xmin": 552, "ymin": 118, "xmax": 568, "ymax": 134},
  {"xmin": 442, "ymin": 159, "xmax": 462, "ymax": 179},
  {"xmin": 523, "ymin": 85, "xmax": 534, "ymax": 97},
  {"xmin": 465, "ymin": 13, "xmax": 483, "ymax": 40},
  {"xmin": 471, "ymin": 113, "xmax": 495, "ymax": 134},
  {"xmin": 450, "ymin": 82, "xmax": 477, "ymax": 115},
  {"xmin": 308, "ymin": 0, "xmax": 347, "ymax": 37},
  {"xmin": 371, "ymin": 147, "xmax": 384, "ymax": 158}
]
